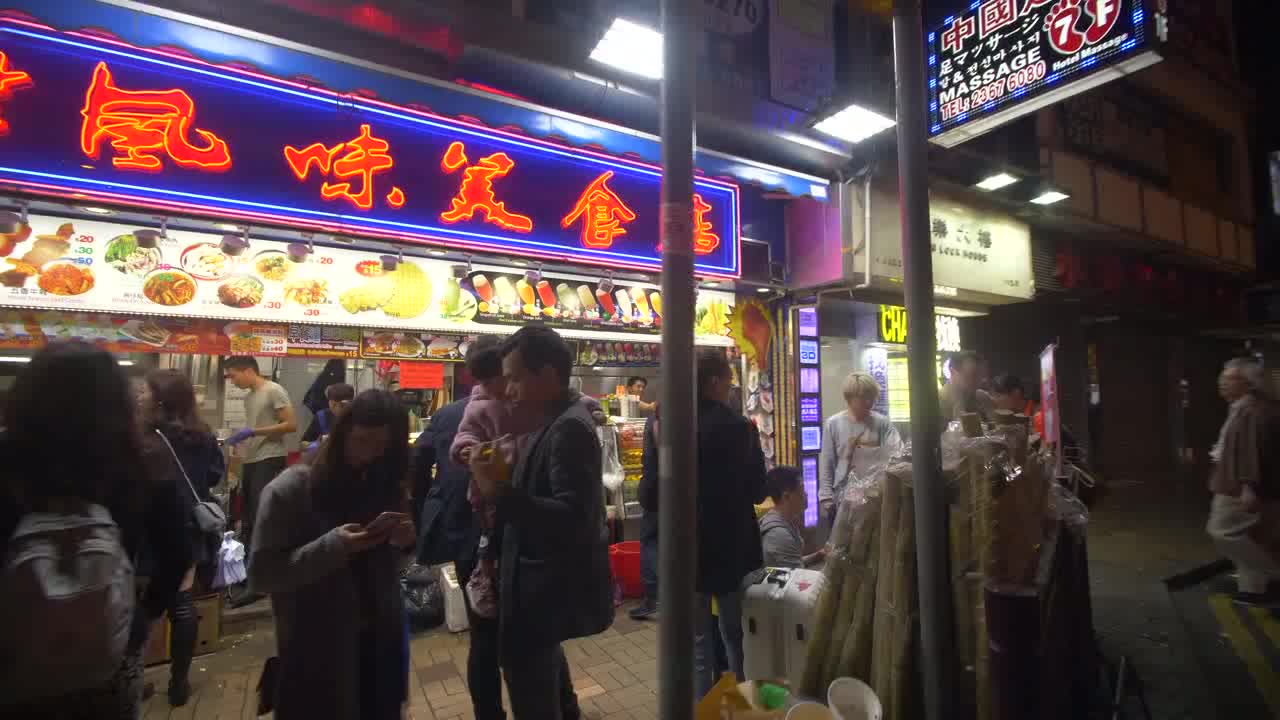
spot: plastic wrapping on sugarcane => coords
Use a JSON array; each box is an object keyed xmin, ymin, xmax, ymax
[{"xmin": 1049, "ymin": 481, "xmax": 1089, "ymax": 529}]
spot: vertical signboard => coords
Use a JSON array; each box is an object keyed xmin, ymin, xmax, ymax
[
  {"xmin": 795, "ymin": 305, "xmax": 821, "ymax": 528},
  {"xmin": 927, "ymin": 0, "xmax": 1164, "ymax": 147}
]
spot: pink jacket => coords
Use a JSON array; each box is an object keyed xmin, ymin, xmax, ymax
[{"xmin": 449, "ymin": 384, "xmax": 535, "ymax": 466}]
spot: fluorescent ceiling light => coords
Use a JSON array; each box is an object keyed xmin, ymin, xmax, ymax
[
  {"xmin": 756, "ymin": 287, "xmax": 770, "ymax": 293},
  {"xmin": 590, "ymin": 18, "xmax": 663, "ymax": 80},
  {"xmin": 217, "ymin": 223, "xmax": 240, "ymax": 232},
  {"xmin": 81, "ymin": 206, "xmax": 113, "ymax": 215},
  {"xmin": 1030, "ymin": 190, "xmax": 1070, "ymax": 205},
  {"xmin": 975, "ymin": 173, "xmax": 1018, "ymax": 191},
  {"xmin": 812, "ymin": 104, "xmax": 896, "ymax": 144},
  {"xmin": 0, "ymin": 356, "xmax": 28, "ymax": 363}
]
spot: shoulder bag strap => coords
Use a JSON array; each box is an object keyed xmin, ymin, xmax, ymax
[{"xmin": 154, "ymin": 428, "xmax": 200, "ymax": 501}]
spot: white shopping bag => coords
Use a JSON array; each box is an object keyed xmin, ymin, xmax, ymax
[{"xmin": 214, "ymin": 531, "xmax": 247, "ymax": 589}]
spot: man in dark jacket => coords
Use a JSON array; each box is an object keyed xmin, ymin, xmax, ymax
[
  {"xmin": 413, "ymin": 395, "xmax": 472, "ymax": 568},
  {"xmin": 693, "ymin": 349, "xmax": 767, "ymax": 699},
  {"xmin": 471, "ymin": 326, "xmax": 612, "ymax": 718},
  {"xmin": 630, "ymin": 408, "xmax": 660, "ymax": 620}
]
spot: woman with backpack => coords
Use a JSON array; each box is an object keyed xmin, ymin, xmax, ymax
[
  {"xmin": 141, "ymin": 369, "xmax": 226, "ymax": 706},
  {"xmin": 0, "ymin": 342, "xmax": 191, "ymax": 718},
  {"xmin": 249, "ymin": 389, "xmax": 416, "ymax": 719}
]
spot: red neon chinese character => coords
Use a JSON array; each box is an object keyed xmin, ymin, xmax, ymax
[
  {"xmin": 979, "ymin": 0, "xmax": 1017, "ymax": 38},
  {"xmin": 561, "ymin": 171, "xmax": 637, "ymax": 249},
  {"xmin": 439, "ymin": 141, "xmax": 533, "ymax": 232},
  {"xmin": 284, "ymin": 124, "xmax": 403, "ymax": 211},
  {"xmin": 0, "ymin": 52, "xmax": 32, "ymax": 135},
  {"xmin": 941, "ymin": 14, "xmax": 976, "ymax": 54},
  {"xmin": 692, "ymin": 194, "xmax": 720, "ymax": 255},
  {"xmin": 80, "ymin": 62, "xmax": 231, "ymax": 172}
]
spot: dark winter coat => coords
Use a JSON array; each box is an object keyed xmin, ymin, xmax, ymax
[
  {"xmin": 413, "ymin": 396, "xmax": 473, "ymax": 567},
  {"xmin": 695, "ymin": 395, "xmax": 767, "ymax": 595}
]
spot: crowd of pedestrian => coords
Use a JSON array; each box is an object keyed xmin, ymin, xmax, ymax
[{"xmin": 5, "ymin": 331, "xmax": 1276, "ymax": 719}]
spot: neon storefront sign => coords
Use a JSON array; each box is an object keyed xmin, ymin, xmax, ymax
[{"xmin": 0, "ymin": 20, "xmax": 741, "ymax": 276}]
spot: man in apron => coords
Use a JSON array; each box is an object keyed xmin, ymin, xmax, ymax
[{"xmin": 817, "ymin": 372, "xmax": 902, "ymax": 544}]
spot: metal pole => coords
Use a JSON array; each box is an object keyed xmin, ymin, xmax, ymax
[
  {"xmin": 892, "ymin": 2, "xmax": 955, "ymax": 719},
  {"xmin": 658, "ymin": 1, "xmax": 697, "ymax": 718}
]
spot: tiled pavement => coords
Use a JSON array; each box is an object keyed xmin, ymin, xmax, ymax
[{"xmin": 139, "ymin": 605, "xmax": 660, "ymax": 719}]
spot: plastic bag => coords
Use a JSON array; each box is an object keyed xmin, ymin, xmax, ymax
[
  {"xmin": 1049, "ymin": 481, "xmax": 1089, "ymax": 528},
  {"xmin": 599, "ymin": 425, "xmax": 625, "ymax": 492},
  {"xmin": 213, "ymin": 531, "xmax": 247, "ymax": 589},
  {"xmin": 403, "ymin": 577, "xmax": 444, "ymax": 631},
  {"xmin": 402, "ymin": 562, "xmax": 436, "ymax": 587}
]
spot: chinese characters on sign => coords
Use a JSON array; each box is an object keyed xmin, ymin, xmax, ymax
[
  {"xmin": 80, "ymin": 62, "xmax": 232, "ymax": 172},
  {"xmin": 0, "ymin": 51, "xmax": 31, "ymax": 134},
  {"xmin": 929, "ymin": 0, "xmax": 1159, "ymax": 145},
  {"xmin": 0, "ymin": 23, "xmax": 740, "ymax": 276},
  {"xmin": 284, "ymin": 124, "xmax": 404, "ymax": 210}
]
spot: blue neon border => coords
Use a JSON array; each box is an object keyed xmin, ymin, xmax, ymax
[
  {"xmin": 0, "ymin": 21, "xmax": 741, "ymax": 276},
  {"xmin": 926, "ymin": 0, "xmax": 1151, "ymax": 137}
]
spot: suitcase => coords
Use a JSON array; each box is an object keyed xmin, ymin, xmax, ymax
[{"xmin": 741, "ymin": 567, "xmax": 827, "ymax": 690}]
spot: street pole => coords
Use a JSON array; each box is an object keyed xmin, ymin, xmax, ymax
[
  {"xmin": 658, "ymin": 0, "xmax": 697, "ymax": 718},
  {"xmin": 892, "ymin": 1, "xmax": 955, "ymax": 719}
]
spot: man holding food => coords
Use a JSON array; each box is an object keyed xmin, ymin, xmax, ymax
[{"xmin": 224, "ymin": 355, "xmax": 297, "ymax": 607}]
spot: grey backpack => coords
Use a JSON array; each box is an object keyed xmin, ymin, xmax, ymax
[{"xmin": 0, "ymin": 504, "xmax": 136, "ymax": 702}]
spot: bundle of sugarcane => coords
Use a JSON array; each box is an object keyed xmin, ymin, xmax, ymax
[
  {"xmin": 835, "ymin": 532, "xmax": 880, "ymax": 682},
  {"xmin": 799, "ymin": 548, "xmax": 849, "ymax": 698},
  {"xmin": 821, "ymin": 498, "xmax": 881, "ymax": 686},
  {"xmin": 869, "ymin": 471, "xmax": 901, "ymax": 705},
  {"xmin": 887, "ymin": 483, "xmax": 917, "ymax": 719},
  {"xmin": 989, "ymin": 413, "xmax": 1048, "ymax": 585}
]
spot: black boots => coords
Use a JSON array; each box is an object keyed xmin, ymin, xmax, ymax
[{"xmin": 168, "ymin": 591, "xmax": 196, "ymax": 706}]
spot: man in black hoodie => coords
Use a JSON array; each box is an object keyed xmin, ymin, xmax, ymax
[{"xmin": 692, "ymin": 349, "xmax": 767, "ymax": 699}]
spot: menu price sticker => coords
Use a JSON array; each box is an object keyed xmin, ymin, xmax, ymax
[{"xmin": 399, "ymin": 361, "xmax": 445, "ymax": 390}]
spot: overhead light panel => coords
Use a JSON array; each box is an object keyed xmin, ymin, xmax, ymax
[
  {"xmin": 812, "ymin": 104, "xmax": 896, "ymax": 144},
  {"xmin": 81, "ymin": 206, "xmax": 113, "ymax": 215},
  {"xmin": 590, "ymin": 18, "xmax": 663, "ymax": 80},
  {"xmin": 1030, "ymin": 190, "xmax": 1070, "ymax": 205},
  {"xmin": 975, "ymin": 173, "xmax": 1018, "ymax": 191}
]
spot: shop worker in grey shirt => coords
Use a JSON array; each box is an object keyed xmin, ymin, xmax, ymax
[
  {"xmin": 760, "ymin": 466, "xmax": 826, "ymax": 569},
  {"xmin": 224, "ymin": 355, "xmax": 297, "ymax": 606},
  {"xmin": 818, "ymin": 372, "xmax": 901, "ymax": 526}
]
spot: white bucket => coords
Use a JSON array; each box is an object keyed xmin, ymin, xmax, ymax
[
  {"xmin": 785, "ymin": 701, "xmax": 835, "ymax": 720},
  {"xmin": 827, "ymin": 677, "xmax": 882, "ymax": 720}
]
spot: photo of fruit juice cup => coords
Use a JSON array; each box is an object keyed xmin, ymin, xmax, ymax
[
  {"xmin": 576, "ymin": 285, "xmax": 597, "ymax": 312},
  {"xmin": 536, "ymin": 280, "xmax": 557, "ymax": 308},
  {"xmin": 632, "ymin": 288, "xmax": 651, "ymax": 316},
  {"xmin": 650, "ymin": 291, "xmax": 663, "ymax": 317},
  {"xmin": 614, "ymin": 289, "xmax": 633, "ymax": 322},
  {"xmin": 516, "ymin": 278, "xmax": 536, "ymax": 306},
  {"xmin": 472, "ymin": 274, "xmax": 494, "ymax": 303},
  {"xmin": 493, "ymin": 275, "xmax": 518, "ymax": 307},
  {"xmin": 557, "ymin": 283, "xmax": 580, "ymax": 311},
  {"xmin": 595, "ymin": 287, "xmax": 617, "ymax": 316}
]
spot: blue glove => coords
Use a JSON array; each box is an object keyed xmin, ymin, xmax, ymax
[{"xmin": 227, "ymin": 427, "xmax": 256, "ymax": 446}]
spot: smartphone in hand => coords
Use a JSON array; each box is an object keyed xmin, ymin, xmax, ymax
[{"xmin": 364, "ymin": 511, "xmax": 408, "ymax": 536}]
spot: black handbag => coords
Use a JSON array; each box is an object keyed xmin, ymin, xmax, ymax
[{"xmin": 155, "ymin": 429, "xmax": 228, "ymax": 536}]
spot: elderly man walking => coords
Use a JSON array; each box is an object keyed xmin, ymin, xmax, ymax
[{"xmin": 1207, "ymin": 358, "xmax": 1280, "ymax": 605}]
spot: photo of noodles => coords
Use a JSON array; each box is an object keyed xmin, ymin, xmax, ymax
[
  {"xmin": 143, "ymin": 270, "xmax": 197, "ymax": 306},
  {"xmin": 254, "ymin": 252, "xmax": 290, "ymax": 282},
  {"xmin": 217, "ymin": 275, "xmax": 264, "ymax": 309},
  {"xmin": 37, "ymin": 263, "xmax": 95, "ymax": 296}
]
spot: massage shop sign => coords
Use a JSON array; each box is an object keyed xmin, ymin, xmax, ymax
[
  {"xmin": 0, "ymin": 20, "xmax": 740, "ymax": 277},
  {"xmin": 927, "ymin": 0, "xmax": 1165, "ymax": 147}
]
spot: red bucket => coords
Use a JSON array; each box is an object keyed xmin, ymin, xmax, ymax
[{"xmin": 609, "ymin": 541, "xmax": 644, "ymax": 599}]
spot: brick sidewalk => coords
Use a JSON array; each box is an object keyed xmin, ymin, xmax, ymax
[{"xmin": 140, "ymin": 605, "xmax": 659, "ymax": 719}]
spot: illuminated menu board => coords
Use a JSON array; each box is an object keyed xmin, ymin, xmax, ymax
[{"xmin": 795, "ymin": 306, "xmax": 821, "ymax": 527}]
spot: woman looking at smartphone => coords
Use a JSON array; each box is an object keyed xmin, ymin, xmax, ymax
[{"xmin": 249, "ymin": 389, "xmax": 415, "ymax": 719}]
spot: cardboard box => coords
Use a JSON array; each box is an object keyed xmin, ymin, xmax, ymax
[
  {"xmin": 143, "ymin": 617, "xmax": 169, "ymax": 666},
  {"xmin": 193, "ymin": 594, "xmax": 223, "ymax": 655}
]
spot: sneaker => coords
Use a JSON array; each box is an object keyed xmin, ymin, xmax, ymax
[{"xmin": 628, "ymin": 599, "xmax": 659, "ymax": 621}]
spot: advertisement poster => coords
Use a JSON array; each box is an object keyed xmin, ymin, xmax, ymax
[
  {"xmin": 398, "ymin": 362, "xmax": 445, "ymax": 390},
  {"xmin": 1040, "ymin": 343, "xmax": 1060, "ymax": 474},
  {"xmin": 0, "ymin": 310, "xmax": 288, "ymax": 356},
  {"xmin": 0, "ymin": 215, "xmax": 736, "ymax": 343},
  {"xmin": 360, "ymin": 330, "xmax": 474, "ymax": 362},
  {"xmin": 286, "ymin": 324, "xmax": 360, "ymax": 359},
  {"xmin": 574, "ymin": 340, "xmax": 661, "ymax": 368}
]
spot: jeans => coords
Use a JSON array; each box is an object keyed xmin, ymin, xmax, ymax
[
  {"xmin": 168, "ymin": 590, "xmax": 196, "ymax": 690},
  {"xmin": 639, "ymin": 511, "xmax": 659, "ymax": 602},
  {"xmin": 467, "ymin": 603, "xmax": 580, "ymax": 720},
  {"xmin": 240, "ymin": 455, "xmax": 287, "ymax": 567},
  {"xmin": 502, "ymin": 642, "xmax": 579, "ymax": 720},
  {"xmin": 694, "ymin": 590, "xmax": 745, "ymax": 700}
]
